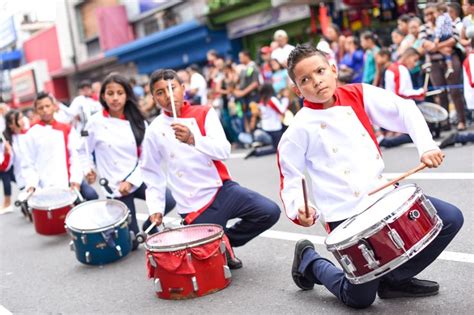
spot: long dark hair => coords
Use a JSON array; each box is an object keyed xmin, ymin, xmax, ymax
[
  {"xmin": 3, "ymin": 110, "xmax": 21, "ymax": 144},
  {"xmin": 99, "ymin": 73, "xmax": 146, "ymax": 146}
]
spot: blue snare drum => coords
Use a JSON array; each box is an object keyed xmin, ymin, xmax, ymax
[{"xmin": 65, "ymin": 200, "xmax": 134, "ymax": 265}]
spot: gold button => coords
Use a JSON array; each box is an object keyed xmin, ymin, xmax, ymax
[
  {"xmin": 332, "ymin": 147, "xmax": 338, "ymax": 153},
  {"xmin": 216, "ymin": 180, "xmax": 221, "ymax": 185},
  {"xmin": 361, "ymin": 132, "xmax": 366, "ymax": 137},
  {"xmin": 162, "ymin": 132, "xmax": 165, "ymax": 136},
  {"xmin": 170, "ymin": 153, "xmax": 175, "ymax": 158},
  {"xmin": 189, "ymin": 192, "xmax": 193, "ymax": 197},
  {"xmin": 378, "ymin": 174, "xmax": 383, "ymax": 179},
  {"xmin": 376, "ymin": 154, "xmax": 380, "ymax": 160},
  {"xmin": 344, "ymin": 169, "xmax": 350, "ymax": 175},
  {"xmin": 321, "ymin": 122, "xmax": 327, "ymax": 129},
  {"xmin": 354, "ymin": 191, "xmax": 360, "ymax": 197},
  {"xmin": 177, "ymin": 171, "xmax": 183, "ymax": 178},
  {"xmin": 191, "ymin": 121, "xmax": 195, "ymax": 125},
  {"xmin": 347, "ymin": 111, "xmax": 352, "ymax": 115},
  {"xmin": 208, "ymin": 161, "xmax": 213, "ymax": 167}
]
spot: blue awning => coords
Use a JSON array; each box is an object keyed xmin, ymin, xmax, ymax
[
  {"xmin": 0, "ymin": 49, "xmax": 22, "ymax": 70},
  {"xmin": 105, "ymin": 20, "xmax": 240, "ymax": 74}
]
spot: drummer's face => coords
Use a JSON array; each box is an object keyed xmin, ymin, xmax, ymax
[
  {"xmin": 152, "ymin": 78, "xmax": 185, "ymax": 116},
  {"xmin": 35, "ymin": 97, "xmax": 55, "ymax": 124}
]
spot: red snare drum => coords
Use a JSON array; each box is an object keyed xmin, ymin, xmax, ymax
[
  {"xmin": 145, "ymin": 224, "xmax": 232, "ymax": 300},
  {"xmin": 325, "ymin": 184, "xmax": 443, "ymax": 284},
  {"xmin": 28, "ymin": 188, "xmax": 77, "ymax": 235}
]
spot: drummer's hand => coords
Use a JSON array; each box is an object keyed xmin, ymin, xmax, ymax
[
  {"xmin": 70, "ymin": 182, "xmax": 81, "ymax": 191},
  {"xmin": 171, "ymin": 123, "xmax": 195, "ymax": 145},
  {"xmin": 297, "ymin": 206, "xmax": 318, "ymax": 227},
  {"xmin": 118, "ymin": 181, "xmax": 132, "ymax": 196},
  {"xmin": 85, "ymin": 169, "xmax": 97, "ymax": 184},
  {"xmin": 150, "ymin": 213, "xmax": 163, "ymax": 226},
  {"xmin": 4, "ymin": 141, "xmax": 12, "ymax": 155},
  {"xmin": 26, "ymin": 186, "xmax": 36, "ymax": 194},
  {"xmin": 421, "ymin": 149, "xmax": 445, "ymax": 168}
]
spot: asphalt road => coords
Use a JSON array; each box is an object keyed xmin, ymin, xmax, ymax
[{"xmin": 1, "ymin": 138, "xmax": 473, "ymax": 314}]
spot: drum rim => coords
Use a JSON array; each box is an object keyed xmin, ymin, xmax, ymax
[
  {"xmin": 325, "ymin": 184, "xmax": 421, "ymax": 250},
  {"xmin": 65, "ymin": 199, "xmax": 130, "ymax": 233},
  {"xmin": 418, "ymin": 102, "xmax": 449, "ymax": 123},
  {"xmin": 145, "ymin": 224, "xmax": 224, "ymax": 252},
  {"xmin": 28, "ymin": 188, "xmax": 77, "ymax": 210}
]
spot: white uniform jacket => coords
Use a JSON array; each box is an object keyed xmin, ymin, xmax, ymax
[
  {"xmin": 69, "ymin": 95, "xmax": 102, "ymax": 131},
  {"xmin": 140, "ymin": 102, "xmax": 231, "ymax": 216},
  {"xmin": 78, "ymin": 110, "xmax": 143, "ymax": 197},
  {"xmin": 10, "ymin": 133, "xmax": 28, "ymax": 188},
  {"xmin": 259, "ymin": 96, "xmax": 287, "ymax": 132},
  {"xmin": 385, "ymin": 62, "xmax": 425, "ymax": 100},
  {"xmin": 22, "ymin": 121, "xmax": 83, "ymax": 189},
  {"xmin": 278, "ymin": 84, "xmax": 438, "ymax": 224},
  {"xmin": 463, "ymin": 53, "xmax": 474, "ymax": 110}
]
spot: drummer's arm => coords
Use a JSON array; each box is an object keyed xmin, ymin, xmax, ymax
[
  {"xmin": 193, "ymin": 107, "xmax": 231, "ymax": 161},
  {"xmin": 362, "ymin": 84, "xmax": 439, "ymax": 158},
  {"xmin": 398, "ymin": 67, "xmax": 425, "ymax": 99},
  {"xmin": 67, "ymin": 127, "xmax": 84, "ymax": 186},
  {"xmin": 140, "ymin": 129, "xmax": 167, "ymax": 220},
  {"xmin": 21, "ymin": 130, "xmax": 39, "ymax": 191}
]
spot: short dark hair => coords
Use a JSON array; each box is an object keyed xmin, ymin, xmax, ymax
[
  {"xmin": 398, "ymin": 14, "xmax": 411, "ymax": 23},
  {"xmin": 239, "ymin": 50, "xmax": 251, "ymax": 58},
  {"xmin": 287, "ymin": 44, "xmax": 328, "ymax": 83},
  {"xmin": 377, "ymin": 48, "xmax": 391, "ymax": 59},
  {"xmin": 400, "ymin": 47, "xmax": 421, "ymax": 60},
  {"xmin": 447, "ymin": 2, "xmax": 461, "ymax": 17},
  {"xmin": 34, "ymin": 91, "xmax": 54, "ymax": 107},
  {"xmin": 78, "ymin": 80, "xmax": 92, "ymax": 89},
  {"xmin": 149, "ymin": 69, "xmax": 183, "ymax": 94}
]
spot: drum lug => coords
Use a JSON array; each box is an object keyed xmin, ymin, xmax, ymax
[
  {"xmin": 116, "ymin": 245, "xmax": 122, "ymax": 257},
  {"xmin": 85, "ymin": 251, "xmax": 91, "ymax": 263},
  {"xmin": 388, "ymin": 230, "xmax": 405, "ymax": 250},
  {"xmin": 148, "ymin": 254, "xmax": 157, "ymax": 268},
  {"xmin": 127, "ymin": 214, "xmax": 132, "ymax": 225},
  {"xmin": 223, "ymin": 265, "xmax": 232, "ymax": 279},
  {"xmin": 220, "ymin": 241, "xmax": 226, "ymax": 254},
  {"xmin": 358, "ymin": 243, "xmax": 380, "ymax": 270},
  {"xmin": 187, "ymin": 252, "xmax": 192, "ymax": 263},
  {"xmin": 69, "ymin": 241, "xmax": 75, "ymax": 251},
  {"xmin": 154, "ymin": 278, "xmax": 162, "ymax": 293},
  {"xmin": 191, "ymin": 276, "xmax": 199, "ymax": 292},
  {"xmin": 114, "ymin": 229, "xmax": 119, "ymax": 239},
  {"xmin": 47, "ymin": 210, "xmax": 53, "ymax": 220},
  {"xmin": 81, "ymin": 234, "xmax": 87, "ymax": 245},
  {"xmin": 421, "ymin": 197, "xmax": 437, "ymax": 219},
  {"xmin": 340, "ymin": 254, "xmax": 357, "ymax": 273}
]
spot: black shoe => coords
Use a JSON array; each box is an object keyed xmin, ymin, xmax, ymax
[
  {"xmin": 378, "ymin": 278, "xmax": 439, "ymax": 299},
  {"xmin": 244, "ymin": 148, "xmax": 257, "ymax": 159},
  {"xmin": 292, "ymin": 240, "xmax": 316, "ymax": 290},
  {"xmin": 226, "ymin": 250, "xmax": 243, "ymax": 269},
  {"xmin": 132, "ymin": 239, "xmax": 139, "ymax": 251},
  {"xmin": 439, "ymin": 132, "xmax": 458, "ymax": 149}
]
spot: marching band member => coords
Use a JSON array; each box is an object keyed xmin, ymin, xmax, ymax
[
  {"xmin": 69, "ymin": 80, "xmax": 103, "ymax": 132},
  {"xmin": 79, "ymin": 74, "xmax": 176, "ymax": 249},
  {"xmin": 140, "ymin": 69, "xmax": 281, "ymax": 269},
  {"xmin": 278, "ymin": 44, "xmax": 463, "ymax": 308},
  {"xmin": 385, "ymin": 48, "xmax": 426, "ymax": 100},
  {"xmin": 22, "ymin": 92, "xmax": 98, "ymax": 201}
]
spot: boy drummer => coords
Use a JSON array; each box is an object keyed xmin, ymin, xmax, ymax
[
  {"xmin": 278, "ymin": 44, "xmax": 463, "ymax": 308},
  {"xmin": 140, "ymin": 69, "xmax": 280, "ymax": 269}
]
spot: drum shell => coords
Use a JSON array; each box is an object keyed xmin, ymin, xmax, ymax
[
  {"xmin": 32, "ymin": 205, "xmax": 72, "ymax": 235},
  {"xmin": 67, "ymin": 220, "xmax": 132, "ymax": 265},
  {"xmin": 327, "ymin": 187, "xmax": 443, "ymax": 284},
  {"xmin": 146, "ymin": 226, "xmax": 231, "ymax": 300}
]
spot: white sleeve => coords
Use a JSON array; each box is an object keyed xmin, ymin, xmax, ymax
[
  {"xmin": 68, "ymin": 97, "xmax": 81, "ymax": 117},
  {"xmin": 67, "ymin": 128, "xmax": 84, "ymax": 184},
  {"xmin": 277, "ymin": 127, "xmax": 316, "ymax": 226},
  {"xmin": 76, "ymin": 121, "xmax": 96, "ymax": 174},
  {"xmin": 140, "ymin": 129, "xmax": 167, "ymax": 215},
  {"xmin": 193, "ymin": 107, "xmax": 231, "ymax": 160},
  {"xmin": 399, "ymin": 67, "xmax": 425, "ymax": 98},
  {"xmin": 21, "ymin": 131, "xmax": 40, "ymax": 189},
  {"xmin": 384, "ymin": 70, "xmax": 396, "ymax": 94},
  {"xmin": 125, "ymin": 162, "xmax": 143, "ymax": 188},
  {"xmin": 362, "ymin": 84, "xmax": 438, "ymax": 157}
]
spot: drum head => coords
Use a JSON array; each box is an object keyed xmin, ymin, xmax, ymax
[
  {"xmin": 65, "ymin": 200, "xmax": 129, "ymax": 232},
  {"xmin": 326, "ymin": 185, "xmax": 418, "ymax": 246},
  {"xmin": 146, "ymin": 224, "xmax": 223, "ymax": 251},
  {"xmin": 28, "ymin": 188, "xmax": 77, "ymax": 210},
  {"xmin": 418, "ymin": 102, "xmax": 448, "ymax": 123}
]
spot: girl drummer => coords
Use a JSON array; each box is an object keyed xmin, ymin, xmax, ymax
[{"xmin": 79, "ymin": 73, "xmax": 176, "ymax": 250}]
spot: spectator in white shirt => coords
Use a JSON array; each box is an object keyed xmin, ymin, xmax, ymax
[
  {"xmin": 271, "ymin": 29, "xmax": 295, "ymax": 68},
  {"xmin": 186, "ymin": 65, "xmax": 208, "ymax": 105}
]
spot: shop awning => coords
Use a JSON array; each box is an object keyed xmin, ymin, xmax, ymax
[
  {"xmin": 0, "ymin": 49, "xmax": 22, "ymax": 70},
  {"xmin": 105, "ymin": 20, "xmax": 238, "ymax": 74}
]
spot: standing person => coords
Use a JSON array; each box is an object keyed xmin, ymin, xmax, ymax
[
  {"xmin": 22, "ymin": 92, "xmax": 98, "ymax": 200},
  {"xmin": 186, "ymin": 65, "xmax": 208, "ymax": 106},
  {"xmin": 339, "ymin": 35, "xmax": 365, "ymax": 83},
  {"xmin": 318, "ymin": 24, "xmax": 346, "ymax": 64},
  {"xmin": 233, "ymin": 51, "xmax": 260, "ymax": 134},
  {"xmin": 279, "ymin": 44, "xmax": 463, "ymax": 308},
  {"xmin": 69, "ymin": 80, "xmax": 103, "ymax": 132},
  {"xmin": 141, "ymin": 69, "xmax": 280, "ymax": 269},
  {"xmin": 0, "ymin": 101, "xmax": 13, "ymax": 213},
  {"xmin": 270, "ymin": 59, "xmax": 289, "ymax": 95},
  {"xmin": 385, "ymin": 48, "xmax": 425, "ymax": 99},
  {"xmin": 433, "ymin": 3, "xmax": 456, "ymax": 78},
  {"xmin": 79, "ymin": 74, "xmax": 176, "ymax": 248},
  {"xmin": 271, "ymin": 29, "xmax": 295, "ymax": 67},
  {"xmin": 360, "ymin": 31, "xmax": 380, "ymax": 84},
  {"xmin": 259, "ymin": 46, "xmax": 273, "ymax": 84},
  {"xmin": 420, "ymin": 3, "xmax": 466, "ymax": 131},
  {"xmin": 373, "ymin": 48, "xmax": 392, "ymax": 88}
]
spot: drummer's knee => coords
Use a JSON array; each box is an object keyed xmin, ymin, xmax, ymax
[
  {"xmin": 344, "ymin": 294, "xmax": 376, "ymax": 309},
  {"xmin": 265, "ymin": 202, "xmax": 281, "ymax": 226}
]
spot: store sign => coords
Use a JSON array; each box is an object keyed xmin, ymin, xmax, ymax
[
  {"xmin": 0, "ymin": 17, "xmax": 17, "ymax": 50},
  {"xmin": 227, "ymin": 5, "xmax": 310, "ymax": 39},
  {"xmin": 11, "ymin": 69, "xmax": 37, "ymax": 103}
]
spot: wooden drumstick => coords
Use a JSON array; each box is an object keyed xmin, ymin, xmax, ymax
[
  {"xmin": 302, "ymin": 178, "xmax": 310, "ymax": 218},
  {"xmin": 369, "ymin": 163, "xmax": 427, "ymax": 196},
  {"xmin": 168, "ymin": 79, "xmax": 178, "ymax": 121}
]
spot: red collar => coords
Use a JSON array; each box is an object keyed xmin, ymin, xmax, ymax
[
  {"xmin": 38, "ymin": 119, "xmax": 57, "ymax": 126},
  {"xmin": 303, "ymin": 94, "xmax": 337, "ymax": 110},
  {"xmin": 163, "ymin": 101, "xmax": 190, "ymax": 117},
  {"xmin": 103, "ymin": 109, "xmax": 125, "ymax": 120}
]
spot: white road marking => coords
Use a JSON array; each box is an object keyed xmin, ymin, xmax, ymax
[
  {"xmin": 135, "ymin": 214, "xmax": 474, "ymax": 264},
  {"xmin": 0, "ymin": 305, "xmax": 12, "ymax": 315}
]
